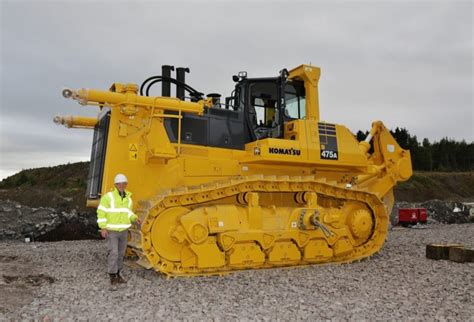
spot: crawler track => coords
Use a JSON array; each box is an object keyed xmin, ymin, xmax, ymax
[{"xmin": 128, "ymin": 175, "xmax": 389, "ymax": 276}]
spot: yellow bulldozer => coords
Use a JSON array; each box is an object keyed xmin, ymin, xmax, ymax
[{"xmin": 55, "ymin": 64, "xmax": 412, "ymax": 276}]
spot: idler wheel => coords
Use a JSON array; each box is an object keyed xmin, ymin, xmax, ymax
[{"xmin": 150, "ymin": 207, "xmax": 190, "ymax": 262}]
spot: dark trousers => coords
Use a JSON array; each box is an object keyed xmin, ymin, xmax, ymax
[{"xmin": 106, "ymin": 230, "xmax": 128, "ymax": 274}]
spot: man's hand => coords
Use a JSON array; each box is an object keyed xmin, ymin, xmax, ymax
[
  {"xmin": 100, "ymin": 229, "xmax": 108, "ymax": 239},
  {"xmin": 135, "ymin": 219, "xmax": 142, "ymax": 227}
]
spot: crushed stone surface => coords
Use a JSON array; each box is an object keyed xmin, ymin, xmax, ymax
[{"xmin": 0, "ymin": 224, "xmax": 473, "ymax": 320}]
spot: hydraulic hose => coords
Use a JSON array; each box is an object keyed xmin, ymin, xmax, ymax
[{"xmin": 139, "ymin": 76, "xmax": 203, "ymax": 99}]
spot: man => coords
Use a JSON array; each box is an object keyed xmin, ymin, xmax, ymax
[{"xmin": 97, "ymin": 173, "xmax": 141, "ymax": 290}]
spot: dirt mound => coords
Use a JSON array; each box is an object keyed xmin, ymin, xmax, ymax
[{"xmin": 0, "ymin": 200, "xmax": 98, "ymax": 241}]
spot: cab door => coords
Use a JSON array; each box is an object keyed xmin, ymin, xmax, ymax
[{"xmin": 246, "ymin": 77, "xmax": 285, "ymax": 141}]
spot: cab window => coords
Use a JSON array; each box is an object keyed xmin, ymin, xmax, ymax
[
  {"xmin": 285, "ymin": 81, "xmax": 306, "ymax": 119},
  {"xmin": 249, "ymin": 82, "xmax": 279, "ymax": 128}
]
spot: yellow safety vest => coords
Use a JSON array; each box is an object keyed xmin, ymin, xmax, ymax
[{"xmin": 96, "ymin": 188, "xmax": 137, "ymax": 231}]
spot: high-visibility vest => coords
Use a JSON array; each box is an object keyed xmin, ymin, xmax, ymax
[{"xmin": 96, "ymin": 188, "xmax": 137, "ymax": 231}]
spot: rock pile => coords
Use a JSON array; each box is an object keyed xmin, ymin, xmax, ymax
[{"xmin": 0, "ymin": 200, "xmax": 98, "ymax": 241}]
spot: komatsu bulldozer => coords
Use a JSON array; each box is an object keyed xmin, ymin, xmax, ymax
[{"xmin": 55, "ymin": 64, "xmax": 412, "ymax": 276}]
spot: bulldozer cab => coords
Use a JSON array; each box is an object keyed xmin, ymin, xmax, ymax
[{"xmin": 230, "ymin": 73, "xmax": 307, "ymax": 142}]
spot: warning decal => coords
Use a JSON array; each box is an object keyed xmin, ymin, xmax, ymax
[{"xmin": 129, "ymin": 143, "xmax": 138, "ymax": 161}]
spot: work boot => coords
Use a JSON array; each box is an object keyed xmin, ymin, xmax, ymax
[
  {"xmin": 116, "ymin": 271, "xmax": 127, "ymax": 284},
  {"xmin": 109, "ymin": 273, "xmax": 118, "ymax": 291}
]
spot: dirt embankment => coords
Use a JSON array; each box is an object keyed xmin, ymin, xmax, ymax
[
  {"xmin": 0, "ymin": 162, "xmax": 90, "ymax": 212},
  {"xmin": 394, "ymin": 171, "xmax": 474, "ymax": 202},
  {"xmin": 0, "ymin": 162, "xmax": 97, "ymax": 241}
]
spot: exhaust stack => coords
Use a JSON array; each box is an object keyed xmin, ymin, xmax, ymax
[
  {"xmin": 176, "ymin": 67, "xmax": 190, "ymax": 100},
  {"xmin": 161, "ymin": 65, "xmax": 174, "ymax": 97}
]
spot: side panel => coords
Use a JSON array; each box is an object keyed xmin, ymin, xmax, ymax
[
  {"xmin": 208, "ymin": 114, "xmax": 244, "ymax": 149},
  {"xmin": 164, "ymin": 108, "xmax": 244, "ymax": 149},
  {"xmin": 318, "ymin": 122, "xmax": 339, "ymax": 160},
  {"xmin": 241, "ymin": 120, "xmax": 368, "ymax": 170}
]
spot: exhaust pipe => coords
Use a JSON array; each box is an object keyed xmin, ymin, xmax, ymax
[
  {"xmin": 176, "ymin": 67, "xmax": 190, "ymax": 100},
  {"xmin": 161, "ymin": 65, "xmax": 174, "ymax": 97}
]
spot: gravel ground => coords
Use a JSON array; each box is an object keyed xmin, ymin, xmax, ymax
[{"xmin": 1, "ymin": 224, "xmax": 473, "ymax": 320}]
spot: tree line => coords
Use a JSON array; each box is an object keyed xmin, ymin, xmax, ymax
[{"xmin": 356, "ymin": 127, "xmax": 474, "ymax": 172}]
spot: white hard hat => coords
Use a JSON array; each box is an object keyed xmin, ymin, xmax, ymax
[{"xmin": 114, "ymin": 173, "xmax": 128, "ymax": 184}]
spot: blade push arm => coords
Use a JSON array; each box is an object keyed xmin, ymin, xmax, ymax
[{"xmin": 53, "ymin": 115, "xmax": 98, "ymax": 129}]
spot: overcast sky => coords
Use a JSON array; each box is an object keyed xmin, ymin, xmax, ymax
[{"xmin": 1, "ymin": 0, "xmax": 472, "ymax": 179}]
